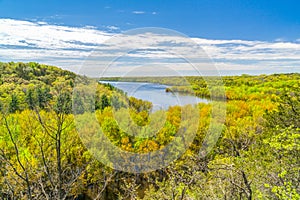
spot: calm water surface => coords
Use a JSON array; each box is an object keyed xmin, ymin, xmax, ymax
[{"xmin": 101, "ymin": 81, "xmax": 208, "ymax": 111}]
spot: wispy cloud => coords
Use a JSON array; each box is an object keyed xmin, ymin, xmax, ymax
[
  {"xmin": 105, "ymin": 25, "xmax": 119, "ymax": 31},
  {"xmin": 0, "ymin": 18, "xmax": 299, "ymax": 75},
  {"xmin": 132, "ymin": 11, "xmax": 157, "ymax": 15},
  {"xmin": 0, "ymin": 18, "xmax": 110, "ymax": 49},
  {"xmin": 132, "ymin": 11, "xmax": 145, "ymax": 14}
]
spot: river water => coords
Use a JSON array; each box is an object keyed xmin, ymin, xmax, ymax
[{"xmin": 101, "ymin": 81, "xmax": 208, "ymax": 111}]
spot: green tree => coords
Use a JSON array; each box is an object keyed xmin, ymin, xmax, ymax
[
  {"xmin": 262, "ymin": 88, "xmax": 300, "ymax": 199},
  {"xmin": 25, "ymin": 88, "xmax": 36, "ymax": 110},
  {"xmin": 96, "ymin": 94, "xmax": 111, "ymax": 111},
  {"xmin": 9, "ymin": 93, "xmax": 19, "ymax": 113}
]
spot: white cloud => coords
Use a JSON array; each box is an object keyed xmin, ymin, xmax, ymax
[
  {"xmin": 0, "ymin": 18, "xmax": 111, "ymax": 50},
  {"xmin": 132, "ymin": 11, "xmax": 145, "ymax": 14},
  {"xmin": 0, "ymin": 18, "xmax": 299, "ymax": 76},
  {"xmin": 106, "ymin": 25, "xmax": 119, "ymax": 31}
]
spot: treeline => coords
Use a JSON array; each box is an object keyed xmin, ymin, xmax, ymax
[
  {"xmin": 0, "ymin": 62, "xmax": 128, "ymax": 114},
  {"xmin": 0, "ymin": 62, "xmax": 75, "ymax": 113},
  {"xmin": 0, "ymin": 62, "xmax": 299, "ymax": 199},
  {"xmin": 101, "ymin": 73, "xmax": 300, "ymax": 101}
]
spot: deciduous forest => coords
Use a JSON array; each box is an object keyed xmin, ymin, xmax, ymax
[{"xmin": 0, "ymin": 62, "xmax": 299, "ymax": 199}]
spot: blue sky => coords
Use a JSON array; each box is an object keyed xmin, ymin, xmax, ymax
[{"xmin": 0, "ymin": 0, "xmax": 300, "ymax": 75}]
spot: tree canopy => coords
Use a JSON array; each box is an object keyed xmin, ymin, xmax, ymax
[{"xmin": 0, "ymin": 62, "xmax": 299, "ymax": 199}]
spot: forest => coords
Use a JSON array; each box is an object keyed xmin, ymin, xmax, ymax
[{"xmin": 0, "ymin": 62, "xmax": 299, "ymax": 199}]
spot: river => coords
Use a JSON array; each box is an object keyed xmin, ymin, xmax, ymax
[{"xmin": 100, "ymin": 81, "xmax": 208, "ymax": 111}]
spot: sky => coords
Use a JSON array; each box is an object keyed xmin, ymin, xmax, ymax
[{"xmin": 0, "ymin": 0, "xmax": 300, "ymax": 75}]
